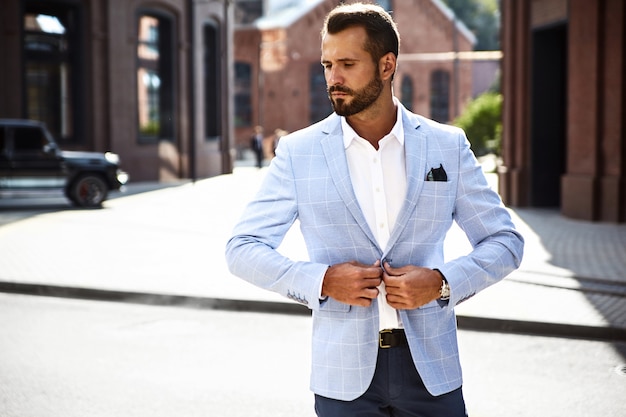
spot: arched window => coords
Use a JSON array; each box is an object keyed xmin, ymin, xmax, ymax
[
  {"xmin": 137, "ymin": 10, "xmax": 175, "ymax": 142},
  {"xmin": 204, "ymin": 20, "xmax": 221, "ymax": 139},
  {"xmin": 400, "ymin": 75, "xmax": 413, "ymax": 111},
  {"xmin": 309, "ymin": 63, "xmax": 332, "ymax": 123},
  {"xmin": 234, "ymin": 62, "xmax": 252, "ymax": 128},
  {"xmin": 430, "ymin": 70, "xmax": 450, "ymax": 123}
]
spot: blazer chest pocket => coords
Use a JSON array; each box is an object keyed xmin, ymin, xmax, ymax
[
  {"xmin": 421, "ymin": 179, "xmax": 452, "ymax": 193},
  {"xmin": 415, "ymin": 181, "xmax": 454, "ymax": 220}
]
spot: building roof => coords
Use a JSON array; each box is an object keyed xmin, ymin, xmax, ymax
[
  {"xmin": 255, "ymin": 0, "xmax": 323, "ymax": 30},
  {"xmin": 249, "ymin": 0, "xmax": 476, "ymax": 46},
  {"xmin": 431, "ymin": 0, "xmax": 476, "ymax": 45}
]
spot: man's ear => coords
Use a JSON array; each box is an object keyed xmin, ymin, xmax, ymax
[{"xmin": 380, "ymin": 52, "xmax": 397, "ymax": 81}]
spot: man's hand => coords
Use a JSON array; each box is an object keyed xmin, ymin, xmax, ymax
[
  {"xmin": 322, "ymin": 261, "xmax": 383, "ymax": 307},
  {"xmin": 382, "ymin": 262, "xmax": 443, "ymax": 309}
]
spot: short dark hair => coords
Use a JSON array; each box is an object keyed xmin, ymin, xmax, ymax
[{"xmin": 321, "ymin": 2, "xmax": 400, "ymax": 63}]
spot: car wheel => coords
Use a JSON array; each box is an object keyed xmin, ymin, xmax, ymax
[{"xmin": 69, "ymin": 174, "xmax": 108, "ymax": 207}]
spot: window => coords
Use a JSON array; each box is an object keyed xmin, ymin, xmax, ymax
[
  {"xmin": 137, "ymin": 12, "xmax": 175, "ymax": 142},
  {"xmin": 400, "ymin": 75, "xmax": 413, "ymax": 111},
  {"xmin": 430, "ymin": 70, "xmax": 450, "ymax": 123},
  {"xmin": 13, "ymin": 127, "xmax": 45, "ymax": 153},
  {"xmin": 234, "ymin": 62, "xmax": 252, "ymax": 128},
  {"xmin": 309, "ymin": 63, "xmax": 332, "ymax": 123},
  {"xmin": 204, "ymin": 21, "xmax": 222, "ymax": 139},
  {"xmin": 23, "ymin": 3, "xmax": 82, "ymax": 144}
]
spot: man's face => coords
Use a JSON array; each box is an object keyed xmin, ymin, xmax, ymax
[{"xmin": 321, "ymin": 26, "xmax": 384, "ymax": 117}]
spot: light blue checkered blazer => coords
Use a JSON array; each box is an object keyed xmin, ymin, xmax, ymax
[{"xmin": 225, "ymin": 106, "xmax": 524, "ymax": 400}]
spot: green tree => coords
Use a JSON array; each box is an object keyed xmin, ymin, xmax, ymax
[
  {"xmin": 453, "ymin": 92, "xmax": 502, "ymax": 157},
  {"xmin": 441, "ymin": 0, "xmax": 500, "ymax": 50}
]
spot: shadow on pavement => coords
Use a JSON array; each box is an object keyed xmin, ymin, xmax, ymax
[{"xmin": 513, "ymin": 208, "xmax": 626, "ymax": 339}]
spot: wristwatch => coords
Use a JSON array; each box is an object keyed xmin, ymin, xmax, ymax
[{"xmin": 439, "ymin": 276, "xmax": 450, "ymax": 301}]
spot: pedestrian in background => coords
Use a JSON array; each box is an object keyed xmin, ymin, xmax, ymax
[
  {"xmin": 250, "ymin": 125, "xmax": 264, "ymax": 168},
  {"xmin": 226, "ymin": 3, "xmax": 524, "ymax": 416}
]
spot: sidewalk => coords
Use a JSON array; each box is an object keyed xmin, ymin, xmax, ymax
[{"xmin": 0, "ymin": 166, "xmax": 625, "ymax": 341}]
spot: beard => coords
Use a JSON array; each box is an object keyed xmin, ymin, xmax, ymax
[{"xmin": 327, "ymin": 70, "xmax": 384, "ymax": 117}]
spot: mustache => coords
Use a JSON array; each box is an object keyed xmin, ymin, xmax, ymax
[{"xmin": 327, "ymin": 85, "xmax": 354, "ymax": 95}]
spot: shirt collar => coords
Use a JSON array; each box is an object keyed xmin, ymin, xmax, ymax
[{"xmin": 341, "ymin": 97, "xmax": 404, "ymax": 149}]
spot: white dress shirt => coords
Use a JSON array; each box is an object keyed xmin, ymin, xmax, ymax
[{"xmin": 341, "ymin": 101, "xmax": 407, "ymax": 330}]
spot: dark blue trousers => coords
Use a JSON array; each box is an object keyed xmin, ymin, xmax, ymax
[{"xmin": 314, "ymin": 344, "xmax": 467, "ymax": 417}]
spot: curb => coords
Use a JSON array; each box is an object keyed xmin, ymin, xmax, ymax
[
  {"xmin": 456, "ymin": 316, "xmax": 626, "ymax": 342},
  {"xmin": 0, "ymin": 281, "xmax": 310, "ymax": 316},
  {"xmin": 2, "ymin": 281, "xmax": 625, "ymax": 342}
]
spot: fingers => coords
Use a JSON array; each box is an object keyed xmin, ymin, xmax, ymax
[
  {"xmin": 381, "ymin": 262, "xmax": 405, "ymax": 289},
  {"xmin": 342, "ymin": 285, "xmax": 380, "ymax": 307},
  {"xmin": 353, "ymin": 288, "xmax": 380, "ymax": 307},
  {"xmin": 323, "ymin": 261, "xmax": 440, "ymax": 309},
  {"xmin": 322, "ymin": 261, "xmax": 382, "ymax": 306},
  {"xmin": 382, "ymin": 266, "xmax": 443, "ymax": 309},
  {"xmin": 323, "ymin": 261, "xmax": 444, "ymax": 308},
  {"xmin": 382, "ymin": 261, "xmax": 408, "ymax": 277}
]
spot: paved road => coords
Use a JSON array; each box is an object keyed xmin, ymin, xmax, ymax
[
  {"xmin": 1, "ymin": 169, "xmax": 626, "ymax": 416},
  {"xmin": 1, "ymin": 293, "xmax": 625, "ymax": 417},
  {"xmin": 1, "ymin": 168, "xmax": 625, "ymax": 341}
]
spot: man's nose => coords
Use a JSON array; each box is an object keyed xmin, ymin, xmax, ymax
[{"xmin": 326, "ymin": 68, "xmax": 343, "ymax": 85}]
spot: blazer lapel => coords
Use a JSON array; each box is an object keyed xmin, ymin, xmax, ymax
[
  {"xmin": 320, "ymin": 115, "xmax": 380, "ymax": 250},
  {"xmin": 384, "ymin": 110, "xmax": 427, "ymax": 255}
]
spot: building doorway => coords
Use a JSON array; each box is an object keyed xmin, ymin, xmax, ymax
[
  {"xmin": 530, "ymin": 23, "xmax": 567, "ymax": 207},
  {"xmin": 23, "ymin": 1, "xmax": 84, "ymax": 145}
]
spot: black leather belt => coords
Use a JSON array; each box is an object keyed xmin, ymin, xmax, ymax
[{"xmin": 379, "ymin": 329, "xmax": 407, "ymax": 349}]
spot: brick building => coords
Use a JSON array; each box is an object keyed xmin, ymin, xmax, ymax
[
  {"xmin": 0, "ymin": 0, "xmax": 233, "ymax": 182},
  {"xmin": 500, "ymin": 0, "xmax": 626, "ymax": 222},
  {"xmin": 233, "ymin": 0, "xmax": 476, "ymax": 157}
]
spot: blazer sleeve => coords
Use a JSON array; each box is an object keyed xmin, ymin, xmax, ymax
[
  {"xmin": 225, "ymin": 138, "xmax": 329, "ymax": 311},
  {"xmin": 437, "ymin": 131, "xmax": 524, "ymax": 307}
]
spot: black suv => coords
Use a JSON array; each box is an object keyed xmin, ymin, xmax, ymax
[{"xmin": 0, "ymin": 119, "xmax": 128, "ymax": 207}]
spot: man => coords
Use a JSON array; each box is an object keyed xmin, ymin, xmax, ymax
[
  {"xmin": 250, "ymin": 125, "xmax": 264, "ymax": 168},
  {"xmin": 226, "ymin": 3, "xmax": 523, "ymax": 416}
]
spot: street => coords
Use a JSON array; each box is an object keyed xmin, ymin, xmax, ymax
[
  {"xmin": 1, "ymin": 292, "xmax": 625, "ymax": 417},
  {"xmin": 1, "ymin": 169, "xmax": 626, "ymax": 417}
]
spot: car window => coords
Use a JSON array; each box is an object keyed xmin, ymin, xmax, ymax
[
  {"xmin": 13, "ymin": 127, "xmax": 45, "ymax": 153},
  {"xmin": 0, "ymin": 127, "xmax": 5, "ymax": 153}
]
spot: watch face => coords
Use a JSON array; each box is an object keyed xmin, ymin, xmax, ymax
[{"xmin": 440, "ymin": 281, "xmax": 450, "ymax": 299}]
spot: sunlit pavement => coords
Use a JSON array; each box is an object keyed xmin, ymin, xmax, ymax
[{"xmin": 0, "ymin": 164, "xmax": 625, "ymax": 341}]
